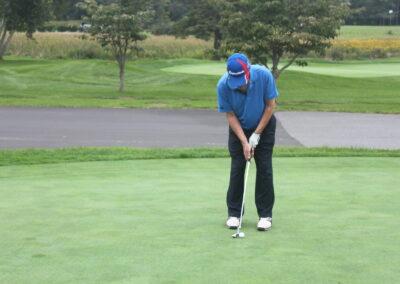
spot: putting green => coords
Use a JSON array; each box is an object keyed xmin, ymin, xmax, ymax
[
  {"xmin": 1, "ymin": 157, "xmax": 399, "ymax": 283},
  {"xmin": 162, "ymin": 61, "xmax": 400, "ymax": 78}
]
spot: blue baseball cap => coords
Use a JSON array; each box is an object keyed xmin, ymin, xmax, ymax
[{"xmin": 226, "ymin": 53, "xmax": 251, "ymax": 90}]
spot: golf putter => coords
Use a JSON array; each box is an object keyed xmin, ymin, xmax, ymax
[{"xmin": 232, "ymin": 159, "xmax": 251, "ymax": 239}]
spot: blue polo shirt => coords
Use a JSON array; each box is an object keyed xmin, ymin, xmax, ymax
[{"xmin": 216, "ymin": 65, "xmax": 279, "ymax": 130}]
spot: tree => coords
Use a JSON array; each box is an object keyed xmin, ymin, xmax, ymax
[
  {"xmin": 173, "ymin": 0, "xmax": 230, "ymax": 50},
  {"xmin": 52, "ymin": 0, "xmax": 88, "ymax": 20},
  {"xmin": 78, "ymin": 0, "xmax": 151, "ymax": 92},
  {"xmin": 52, "ymin": 0, "xmax": 70, "ymax": 20},
  {"xmin": 224, "ymin": 0, "xmax": 351, "ymax": 79},
  {"xmin": 148, "ymin": 0, "xmax": 171, "ymax": 34},
  {"xmin": 347, "ymin": 0, "xmax": 374, "ymax": 25},
  {"xmin": 346, "ymin": 0, "xmax": 398, "ymax": 25},
  {"xmin": 168, "ymin": 0, "xmax": 189, "ymax": 22},
  {"xmin": 0, "ymin": 0, "xmax": 51, "ymax": 60},
  {"xmin": 397, "ymin": 0, "xmax": 400, "ymax": 25}
]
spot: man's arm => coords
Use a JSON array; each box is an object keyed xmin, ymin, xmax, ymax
[
  {"xmin": 254, "ymin": 98, "xmax": 276, "ymax": 134},
  {"xmin": 248, "ymin": 98, "xmax": 276, "ymax": 149},
  {"xmin": 226, "ymin": 111, "xmax": 253, "ymax": 160}
]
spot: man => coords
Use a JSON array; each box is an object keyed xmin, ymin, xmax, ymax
[{"xmin": 216, "ymin": 53, "xmax": 278, "ymax": 231}]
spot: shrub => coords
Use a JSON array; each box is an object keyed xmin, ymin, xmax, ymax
[
  {"xmin": 323, "ymin": 39, "xmax": 400, "ymax": 60},
  {"xmin": 329, "ymin": 46, "xmax": 345, "ymax": 60}
]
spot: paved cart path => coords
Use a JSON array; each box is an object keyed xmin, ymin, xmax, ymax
[{"xmin": 0, "ymin": 107, "xmax": 399, "ymax": 149}]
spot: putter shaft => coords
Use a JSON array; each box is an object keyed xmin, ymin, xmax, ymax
[{"xmin": 235, "ymin": 160, "xmax": 251, "ymax": 236}]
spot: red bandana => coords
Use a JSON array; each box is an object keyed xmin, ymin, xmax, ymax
[{"xmin": 236, "ymin": 59, "xmax": 250, "ymax": 84}]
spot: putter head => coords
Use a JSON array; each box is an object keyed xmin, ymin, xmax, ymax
[{"xmin": 232, "ymin": 232, "xmax": 245, "ymax": 238}]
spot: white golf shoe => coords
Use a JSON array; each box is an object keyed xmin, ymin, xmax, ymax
[
  {"xmin": 257, "ymin": 217, "xmax": 272, "ymax": 231},
  {"xmin": 226, "ymin": 217, "xmax": 240, "ymax": 229}
]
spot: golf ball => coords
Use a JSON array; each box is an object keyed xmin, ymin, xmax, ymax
[{"xmin": 239, "ymin": 232, "xmax": 245, "ymax": 238}]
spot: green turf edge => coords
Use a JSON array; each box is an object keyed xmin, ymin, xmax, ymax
[{"xmin": 0, "ymin": 146, "xmax": 399, "ymax": 167}]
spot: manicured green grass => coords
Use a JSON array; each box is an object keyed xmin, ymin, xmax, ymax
[
  {"xmin": 1, "ymin": 56, "xmax": 400, "ymax": 113},
  {"xmin": 163, "ymin": 57, "xmax": 400, "ymax": 78},
  {"xmin": 0, "ymin": 57, "xmax": 217, "ymax": 108},
  {"xmin": 338, "ymin": 25, "xmax": 400, "ymax": 40},
  {"xmin": 1, "ymin": 146, "xmax": 400, "ymax": 167},
  {"xmin": 0, "ymin": 157, "xmax": 399, "ymax": 283}
]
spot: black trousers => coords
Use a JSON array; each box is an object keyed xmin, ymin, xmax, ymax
[{"xmin": 227, "ymin": 115, "xmax": 276, "ymax": 218}]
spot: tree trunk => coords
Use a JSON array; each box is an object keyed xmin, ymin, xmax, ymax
[
  {"xmin": 271, "ymin": 55, "xmax": 280, "ymax": 80},
  {"xmin": 0, "ymin": 28, "xmax": 7, "ymax": 46},
  {"xmin": 272, "ymin": 68, "xmax": 279, "ymax": 80},
  {"xmin": 275, "ymin": 54, "xmax": 299, "ymax": 81},
  {"xmin": 0, "ymin": 30, "xmax": 15, "ymax": 60},
  {"xmin": 397, "ymin": 0, "xmax": 400, "ymax": 25},
  {"xmin": 213, "ymin": 28, "xmax": 222, "ymax": 50},
  {"xmin": 118, "ymin": 58, "xmax": 125, "ymax": 92}
]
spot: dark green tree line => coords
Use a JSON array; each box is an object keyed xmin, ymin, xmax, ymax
[
  {"xmin": 347, "ymin": 0, "xmax": 400, "ymax": 25},
  {"xmin": 172, "ymin": 0, "xmax": 232, "ymax": 50},
  {"xmin": 50, "ymin": 0, "xmax": 400, "ymax": 29}
]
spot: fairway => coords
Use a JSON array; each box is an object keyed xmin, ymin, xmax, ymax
[
  {"xmin": 1, "ymin": 157, "xmax": 399, "ymax": 283},
  {"xmin": 1, "ymin": 57, "xmax": 400, "ymax": 113},
  {"xmin": 338, "ymin": 25, "xmax": 400, "ymax": 40},
  {"xmin": 162, "ymin": 59, "xmax": 400, "ymax": 78}
]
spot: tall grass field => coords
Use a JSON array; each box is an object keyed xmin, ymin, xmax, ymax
[
  {"xmin": 8, "ymin": 33, "xmax": 211, "ymax": 60},
  {"xmin": 6, "ymin": 25, "xmax": 400, "ymax": 60}
]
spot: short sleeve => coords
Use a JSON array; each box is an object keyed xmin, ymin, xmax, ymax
[
  {"xmin": 217, "ymin": 84, "xmax": 233, "ymax": 113},
  {"xmin": 263, "ymin": 69, "xmax": 279, "ymax": 101}
]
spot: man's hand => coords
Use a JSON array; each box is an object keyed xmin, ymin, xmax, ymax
[
  {"xmin": 249, "ymin": 133, "xmax": 260, "ymax": 148},
  {"xmin": 242, "ymin": 141, "xmax": 254, "ymax": 161}
]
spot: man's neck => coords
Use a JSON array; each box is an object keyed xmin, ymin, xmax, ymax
[{"xmin": 237, "ymin": 84, "xmax": 248, "ymax": 94}]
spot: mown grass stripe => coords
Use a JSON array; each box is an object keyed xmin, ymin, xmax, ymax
[
  {"xmin": 1, "ymin": 146, "xmax": 399, "ymax": 167},
  {"xmin": 1, "ymin": 57, "xmax": 400, "ymax": 113}
]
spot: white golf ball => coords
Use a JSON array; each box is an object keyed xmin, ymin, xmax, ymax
[{"xmin": 239, "ymin": 232, "xmax": 245, "ymax": 238}]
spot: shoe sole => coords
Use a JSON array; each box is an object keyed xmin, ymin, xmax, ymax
[
  {"xmin": 257, "ymin": 227, "xmax": 271, "ymax": 231},
  {"xmin": 228, "ymin": 226, "xmax": 238, "ymax": 230}
]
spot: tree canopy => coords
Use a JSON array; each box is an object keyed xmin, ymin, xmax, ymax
[
  {"xmin": 47, "ymin": 0, "xmax": 400, "ymax": 27},
  {"xmin": 223, "ymin": 0, "xmax": 351, "ymax": 79},
  {"xmin": 347, "ymin": 0, "xmax": 400, "ymax": 25},
  {"xmin": 0, "ymin": 0, "xmax": 51, "ymax": 59},
  {"xmin": 172, "ymin": 0, "xmax": 232, "ymax": 50},
  {"xmin": 78, "ymin": 0, "xmax": 152, "ymax": 91}
]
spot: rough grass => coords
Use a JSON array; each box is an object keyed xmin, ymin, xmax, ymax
[
  {"xmin": 1, "ymin": 57, "xmax": 400, "ymax": 113},
  {"xmin": 1, "ymin": 157, "xmax": 399, "ymax": 283},
  {"xmin": 1, "ymin": 146, "xmax": 400, "ymax": 167}
]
